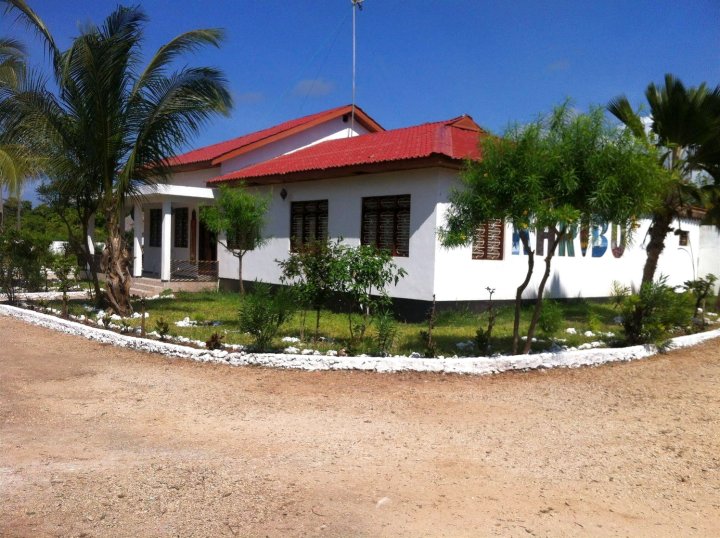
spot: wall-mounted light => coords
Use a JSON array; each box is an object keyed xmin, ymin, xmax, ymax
[{"xmin": 280, "ymin": 188, "xmax": 288, "ymax": 200}]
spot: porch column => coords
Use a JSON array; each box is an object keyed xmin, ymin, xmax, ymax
[
  {"xmin": 87, "ymin": 214, "xmax": 95, "ymax": 257},
  {"xmin": 160, "ymin": 200, "xmax": 172, "ymax": 281},
  {"xmin": 86, "ymin": 215, "xmax": 95, "ymax": 273},
  {"xmin": 133, "ymin": 203, "xmax": 143, "ymax": 277}
]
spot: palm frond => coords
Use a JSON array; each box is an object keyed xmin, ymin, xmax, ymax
[
  {"xmin": 607, "ymin": 95, "xmax": 647, "ymax": 141},
  {"xmin": 1, "ymin": 0, "xmax": 60, "ymax": 68},
  {"xmin": 133, "ymin": 28, "xmax": 225, "ymax": 99}
]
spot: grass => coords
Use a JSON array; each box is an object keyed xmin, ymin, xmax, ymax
[{"xmin": 39, "ymin": 289, "xmax": 665, "ymax": 356}]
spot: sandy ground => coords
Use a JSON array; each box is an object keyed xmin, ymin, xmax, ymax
[{"xmin": 1, "ymin": 316, "xmax": 719, "ymax": 537}]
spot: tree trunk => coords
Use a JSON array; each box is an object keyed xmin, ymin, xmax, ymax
[
  {"xmin": 15, "ymin": 197, "xmax": 21, "ymax": 230},
  {"xmin": 102, "ymin": 210, "xmax": 133, "ymax": 316},
  {"xmin": 237, "ymin": 253, "xmax": 244, "ymax": 294},
  {"xmin": 0, "ymin": 186, "xmax": 4, "ymax": 231},
  {"xmin": 512, "ymin": 233, "xmax": 535, "ymax": 355},
  {"xmin": 640, "ymin": 210, "xmax": 674, "ymax": 286},
  {"xmin": 523, "ymin": 231, "xmax": 563, "ymax": 354}
]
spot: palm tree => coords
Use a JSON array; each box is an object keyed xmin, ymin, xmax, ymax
[
  {"xmin": 0, "ymin": 1, "xmax": 232, "ymax": 314},
  {"xmin": 0, "ymin": 36, "xmax": 27, "ymax": 230},
  {"xmin": 608, "ymin": 74, "xmax": 720, "ymax": 285}
]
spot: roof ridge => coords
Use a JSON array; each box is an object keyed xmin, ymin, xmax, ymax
[{"xmin": 198, "ymin": 104, "xmax": 354, "ymax": 153}]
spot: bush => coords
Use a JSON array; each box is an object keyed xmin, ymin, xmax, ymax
[
  {"xmin": 538, "ymin": 300, "xmax": 563, "ymax": 335},
  {"xmin": 684, "ymin": 274, "xmax": 718, "ymax": 326},
  {"xmin": 0, "ymin": 228, "xmax": 46, "ymax": 302},
  {"xmin": 374, "ymin": 310, "xmax": 397, "ymax": 357},
  {"xmin": 155, "ymin": 317, "xmax": 170, "ymax": 340},
  {"xmin": 205, "ymin": 331, "xmax": 224, "ymax": 350},
  {"xmin": 622, "ymin": 277, "xmax": 690, "ymax": 345},
  {"xmin": 238, "ymin": 283, "xmax": 295, "ymax": 351}
]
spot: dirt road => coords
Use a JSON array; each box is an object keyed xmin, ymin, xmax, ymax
[{"xmin": 1, "ymin": 315, "xmax": 719, "ymax": 537}]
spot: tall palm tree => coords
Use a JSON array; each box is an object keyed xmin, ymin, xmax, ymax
[
  {"xmin": 0, "ymin": 36, "xmax": 27, "ymax": 230},
  {"xmin": 0, "ymin": 1, "xmax": 232, "ymax": 314},
  {"xmin": 608, "ymin": 74, "xmax": 720, "ymax": 285}
]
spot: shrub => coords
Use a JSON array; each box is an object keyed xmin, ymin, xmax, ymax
[
  {"xmin": 538, "ymin": 300, "xmax": 563, "ymax": 335},
  {"xmin": 238, "ymin": 283, "xmax": 295, "ymax": 351},
  {"xmin": 684, "ymin": 274, "xmax": 718, "ymax": 325},
  {"xmin": 0, "ymin": 228, "xmax": 46, "ymax": 302},
  {"xmin": 49, "ymin": 250, "xmax": 77, "ymax": 318},
  {"xmin": 587, "ymin": 312, "xmax": 602, "ymax": 333},
  {"xmin": 374, "ymin": 310, "xmax": 397, "ymax": 357},
  {"xmin": 622, "ymin": 276, "xmax": 690, "ymax": 345},
  {"xmin": 610, "ymin": 280, "xmax": 631, "ymax": 309},
  {"xmin": 205, "ymin": 332, "xmax": 224, "ymax": 350},
  {"xmin": 155, "ymin": 317, "xmax": 170, "ymax": 340}
]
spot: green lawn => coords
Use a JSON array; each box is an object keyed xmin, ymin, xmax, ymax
[{"xmin": 43, "ymin": 290, "xmax": 656, "ymax": 356}]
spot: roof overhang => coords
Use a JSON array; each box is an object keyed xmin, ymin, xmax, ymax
[
  {"xmin": 136, "ymin": 184, "xmax": 217, "ymax": 201},
  {"xmin": 212, "ymin": 154, "xmax": 466, "ymax": 187}
]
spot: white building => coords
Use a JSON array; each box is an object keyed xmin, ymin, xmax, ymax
[{"xmin": 131, "ymin": 104, "xmax": 720, "ymax": 316}]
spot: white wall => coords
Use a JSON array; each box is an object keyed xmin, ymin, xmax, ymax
[
  {"xmin": 219, "ymin": 118, "xmax": 370, "ymax": 175},
  {"xmin": 218, "ymin": 169, "xmax": 718, "ymax": 302},
  {"xmin": 218, "ymin": 169, "xmax": 443, "ymax": 301},
  {"xmin": 433, "ymin": 179, "xmax": 704, "ymax": 301},
  {"xmin": 698, "ymin": 225, "xmax": 720, "ymax": 280}
]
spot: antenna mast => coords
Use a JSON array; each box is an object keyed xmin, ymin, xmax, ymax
[{"xmin": 351, "ymin": 0, "xmax": 363, "ymax": 135}]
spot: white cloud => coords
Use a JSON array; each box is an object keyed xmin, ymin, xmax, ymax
[
  {"xmin": 293, "ymin": 78, "xmax": 335, "ymax": 97},
  {"xmin": 235, "ymin": 91, "xmax": 265, "ymax": 104},
  {"xmin": 547, "ymin": 59, "xmax": 570, "ymax": 72}
]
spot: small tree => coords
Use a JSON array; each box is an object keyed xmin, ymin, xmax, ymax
[
  {"xmin": 684, "ymin": 273, "xmax": 718, "ymax": 325},
  {"xmin": 49, "ymin": 248, "xmax": 77, "ymax": 318},
  {"xmin": 200, "ymin": 184, "xmax": 269, "ymax": 295},
  {"xmin": 442, "ymin": 103, "xmax": 664, "ymax": 354},
  {"xmin": 337, "ymin": 244, "xmax": 406, "ymax": 347},
  {"xmin": 277, "ymin": 238, "xmax": 346, "ymax": 341}
]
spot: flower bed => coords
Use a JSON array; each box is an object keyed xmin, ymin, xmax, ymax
[{"xmin": 2, "ymin": 303, "xmax": 719, "ymax": 376}]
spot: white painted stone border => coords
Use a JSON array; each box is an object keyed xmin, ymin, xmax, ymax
[{"xmin": 1, "ymin": 304, "xmax": 719, "ymax": 375}]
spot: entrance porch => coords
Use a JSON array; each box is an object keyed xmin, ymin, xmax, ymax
[{"xmin": 130, "ymin": 185, "xmax": 219, "ymax": 283}]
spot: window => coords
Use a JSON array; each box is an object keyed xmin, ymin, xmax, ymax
[
  {"xmin": 173, "ymin": 207, "xmax": 188, "ymax": 248},
  {"xmin": 361, "ymin": 195, "xmax": 410, "ymax": 257},
  {"xmin": 472, "ymin": 219, "xmax": 504, "ymax": 260},
  {"xmin": 290, "ymin": 200, "xmax": 328, "ymax": 251},
  {"xmin": 149, "ymin": 208, "xmax": 162, "ymax": 247},
  {"xmin": 678, "ymin": 230, "xmax": 689, "ymax": 246}
]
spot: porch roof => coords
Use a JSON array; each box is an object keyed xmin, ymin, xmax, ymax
[{"xmin": 136, "ymin": 184, "xmax": 215, "ymax": 202}]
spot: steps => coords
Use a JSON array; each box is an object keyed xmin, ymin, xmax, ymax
[
  {"xmin": 129, "ymin": 277, "xmax": 167, "ymax": 298},
  {"xmin": 128, "ymin": 276, "xmax": 217, "ymax": 297}
]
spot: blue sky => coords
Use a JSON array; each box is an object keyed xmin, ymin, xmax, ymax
[{"xmin": 2, "ymin": 0, "xmax": 719, "ymax": 198}]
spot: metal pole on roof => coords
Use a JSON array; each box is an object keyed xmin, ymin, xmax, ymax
[{"xmin": 351, "ymin": 0, "xmax": 363, "ymax": 136}]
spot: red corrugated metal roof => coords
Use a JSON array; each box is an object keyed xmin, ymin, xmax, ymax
[
  {"xmin": 168, "ymin": 104, "xmax": 383, "ymax": 168},
  {"xmin": 208, "ymin": 116, "xmax": 484, "ymax": 184}
]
